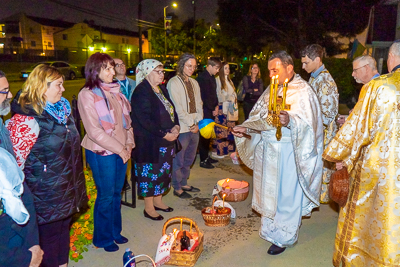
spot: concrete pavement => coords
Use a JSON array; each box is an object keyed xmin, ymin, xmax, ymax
[{"xmin": 70, "ymin": 155, "xmax": 338, "ymax": 267}]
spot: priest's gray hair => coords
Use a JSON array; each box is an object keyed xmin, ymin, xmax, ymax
[
  {"xmin": 177, "ymin": 53, "xmax": 196, "ymax": 76},
  {"xmin": 353, "ymin": 55, "xmax": 377, "ymax": 71},
  {"xmin": 389, "ymin": 40, "xmax": 400, "ymax": 57},
  {"xmin": 0, "ymin": 70, "xmax": 5, "ymax": 78},
  {"xmin": 269, "ymin": 51, "xmax": 294, "ymax": 67}
]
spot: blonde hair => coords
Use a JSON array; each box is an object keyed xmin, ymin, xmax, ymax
[
  {"xmin": 218, "ymin": 62, "xmax": 234, "ymax": 91},
  {"xmin": 19, "ymin": 64, "xmax": 64, "ymax": 114},
  {"xmin": 247, "ymin": 63, "xmax": 261, "ymax": 79}
]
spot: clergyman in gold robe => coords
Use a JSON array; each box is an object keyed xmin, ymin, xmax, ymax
[
  {"xmin": 301, "ymin": 44, "xmax": 339, "ymax": 203},
  {"xmin": 323, "ymin": 41, "xmax": 400, "ymax": 267}
]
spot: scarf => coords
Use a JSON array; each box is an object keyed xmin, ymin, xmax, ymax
[
  {"xmin": 44, "ymin": 97, "xmax": 71, "ymax": 124},
  {"xmin": 136, "ymin": 59, "xmax": 163, "ymax": 84},
  {"xmin": 92, "ymin": 82, "xmax": 131, "ymax": 135}
]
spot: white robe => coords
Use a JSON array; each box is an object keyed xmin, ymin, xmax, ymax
[{"xmin": 235, "ymin": 74, "xmax": 324, "ymax": 246}]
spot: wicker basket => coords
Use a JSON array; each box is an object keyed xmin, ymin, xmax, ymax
[
  {"xmin": 217, "ymin": 179, "xmax": 249, "ymax": 202},
  {"xmin": 163, "ymin": 216, "xmax": 203, "ymax": 266},
  {"xmin": 201, "ymin": 196, "xmax": 231, "ymax": 227}
]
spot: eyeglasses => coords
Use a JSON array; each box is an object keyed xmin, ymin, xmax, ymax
[
  {"xmin": 115, "ymin": 63, "xmax": 125, "ymax": 68},
  {"xmin": 0, "ymin": 88, "xmax": 10, "ymax": 94},
  {"xmin": 352, "ymin": 64, "xmax": 367, "ymax": 72},
  {"xmin": 153, "ymin": 70, "xmax": 165, "ymax": 75}
]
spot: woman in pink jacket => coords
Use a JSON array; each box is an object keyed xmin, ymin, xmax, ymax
[{"xmin": 78, "ymin": 52, "xmax": 135, "ymax": 252}]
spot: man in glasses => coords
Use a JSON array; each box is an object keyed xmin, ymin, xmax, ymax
[
  {"xmin": 323, "ymin": 40, "xmax": 400, "ymax": 267},
  {"xmin": 0, "ymin": 71, "xmax": 43, "ymax": 267},
  {"xmin": 301, "ymin": 44, "xmax": 339, "ymax": 204},
  {"xmin": 114, "ymin": 58, "xmax": 136, "ymax": 102},
  {"xmin": 352, "ymin": 55, "xmax": 380, "ymax": 85}
]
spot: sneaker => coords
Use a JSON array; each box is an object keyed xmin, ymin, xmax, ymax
[
  {"xmin": 200, "ymin": 160, "xmax": 214, "ymax": 169},
  {"xmin": 173, "ymin": 190, "xmax": 192, "ymax": 199}
]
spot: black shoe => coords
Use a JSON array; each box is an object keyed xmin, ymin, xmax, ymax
[
  {"xmin": 200, "ymin": 160, "xmax": 214, "ymax": 169},
  {"xmin": 208, "ymin": 157, "xmax": 219, "ymax": 163},
  {"xmin": 143, "ymin": 210, "xmax": 164, "ymax": 221},
  {"xmin": 154, "ymin": 206, "xmax": 174, "ymax": 212},
  {"xmin": 182, "ymin": 186, "xmax": 201, "ymax": 192},
  {"xmin": 114, "ymin": 235, "xmax": 128, "ymax": 244},
  {"xmin": 104, "ymin": 243, "xmax": 119, "ymax": 252},
  {"xmin": 173, "ymin": 190, "xmax": 192, "ymax": 199},
  {"xmin": 267, "ymin": 244, "xmax": 286, "ymax": 255}
]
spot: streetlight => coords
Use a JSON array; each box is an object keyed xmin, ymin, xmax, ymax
[{"xmin": 164, "ymin": 2, "xmax": 178, "ymax": 59}]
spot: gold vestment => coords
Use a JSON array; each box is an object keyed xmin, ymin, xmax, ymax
[{"xmin": 323, "ymin": 70, "xmax": 400, "ymax": 267}]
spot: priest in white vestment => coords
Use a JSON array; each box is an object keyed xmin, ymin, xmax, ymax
[{"xmin": 233, "ymin": 51, "xmax": 324, "ymax": 255}]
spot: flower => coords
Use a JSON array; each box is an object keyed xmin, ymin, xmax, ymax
[
  {"xmin": 162, "ymin": 162, "xmax": 170, "ymax": 170},
  {"xmin": 84, "ymin": 214, "xmax": 90, "ymax": 220},
  {"xmin": 151, "ymin": 174, "xmax": 158, "ymax": 181},
  {"xmin": 72, "ymin": 252, "xmax": 79, "ymax": 258}
]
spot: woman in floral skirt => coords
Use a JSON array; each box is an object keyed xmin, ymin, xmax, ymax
[
  {"xmin": 131, "ymin": 59, "xmax": 180, "ymax": 221},
  {"xmin": 212, "ymin": 61, "xmax": 239, "ymax": 157}
]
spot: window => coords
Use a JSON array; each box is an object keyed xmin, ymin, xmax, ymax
[
  {"xmin": 48, "ymin": 42, "xmax": 52, "ymax": 48},
  {"xmin": 46, "ymin": 29, "xmax": 50, "ymax": 35},
  {"xmin": 29, "ymin": 27, "xmax": 34, "ymax": 33},
  {"xmin": 94, "ymin": 35, "xmax": 99, "ymax": 40},
  {"xmin": 31, "ymin": 41, "xmax": 36, "ymax": 47},
  {"xmin": 122, "ymin": 38, "xmax": 125, "ymax": 43},
  {"xmin": 63, "ymin": 34, "xmax": 68, "ymax": 40},
  {"xmin": 126, "ymin": 38, "xmax": 129, "ymax": 44}
]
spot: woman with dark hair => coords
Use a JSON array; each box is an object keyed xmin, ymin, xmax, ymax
[
  {"xmin": 212, "ymin": 61, "xmax": 238, "ymax": 157},
  {"xmin": 131, "ymin": 59, "xmax": 179, "ymax": 219},
  {"xmin": 6, "ymin": 64, "xmax": 87, "ymax": 267},
  {"xmin": 167, "ymin": 53, "xmax": 203, "ymax": 199},
  {"xmin": 78, "ymin": 52, "xmax": 134, "ymax": 252},
  {"xmin": 242, "ymin": 63, "xmax": 264, "ymax": 120}
]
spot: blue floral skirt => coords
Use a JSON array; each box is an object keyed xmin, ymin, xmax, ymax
[
  {"xmin": 212, "ymin": 104, "xmax": 236, "ymax": 156},
  {"xmin": 134, "ymin": 145, "xmax": 173, "ymax": 197}
]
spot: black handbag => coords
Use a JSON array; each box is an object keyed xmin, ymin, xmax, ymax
[{"xmin": 174, "ymin": 139, "xmax": 182, "ymax": 153}]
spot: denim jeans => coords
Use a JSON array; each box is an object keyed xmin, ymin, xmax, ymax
[
  {"xmin": 85, "ymin": 149, "xmax": 127, "ymax": 247},
  {"xmin": 172, "ymin": 132, "xmax": 199, "ymax": 190}
]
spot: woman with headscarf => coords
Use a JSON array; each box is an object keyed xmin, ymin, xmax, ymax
[
  {"xmin": 131, "ymin": 59, "xmax": 179, "ymax": 221},
  {"xmin": 78, "ymin": 52, "xmax": 134, "ymax": 252}
]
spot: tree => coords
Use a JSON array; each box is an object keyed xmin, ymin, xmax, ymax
[{"xmin": 217, "ymin": 0, "xmax": 380, "ymax": 57}]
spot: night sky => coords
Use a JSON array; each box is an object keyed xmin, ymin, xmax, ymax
[{"xmin": 0, "ymin": 0, "xmax": 218, "ymax": 31}]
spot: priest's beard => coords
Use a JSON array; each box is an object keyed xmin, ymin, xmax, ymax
[{"xmin": 0, "ymin": 98, "xmax": 11, "ymax": 116}]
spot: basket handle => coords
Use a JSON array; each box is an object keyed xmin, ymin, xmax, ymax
[{"xmin": 162, "ymin": 216, "xmax": 200, "ymax": 236}]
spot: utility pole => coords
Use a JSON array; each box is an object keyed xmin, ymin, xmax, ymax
[
  {"xmin": 192, "ymin": 0, "xmax": 196, "ymax": 56},
  {"xmin": 138, "ymin": 0, "xmax": 143, "ymax": 61}
]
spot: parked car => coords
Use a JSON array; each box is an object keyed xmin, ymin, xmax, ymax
[
  {"xmin": 162, "ymin": 69, "xmax": 176, "ymax": 85},
  {"xmin": 126, "ymin": 62, "xmax": 139, "ymax": 76},
  {"xmin": 21, "ymin": 61, "xmax": 82, "ymax": 80}
]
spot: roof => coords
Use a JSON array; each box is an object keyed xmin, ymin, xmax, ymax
[
  {"xmin": 85, "ymin": 22, "xmax": 140, "ymax": 38},
  {"xmin": 26, "ymin": 15, "xmax": 75, "ymax": 28}
]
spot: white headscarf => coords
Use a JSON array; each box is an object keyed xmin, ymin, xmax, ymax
[{"xmin": 135, "ymin": 59, "xmax": 163, "ymax": 84}]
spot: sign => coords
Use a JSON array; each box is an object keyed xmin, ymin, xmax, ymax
[{"xmin": 165, "ymin": 16, "xmax": 172, "ymax": 30}]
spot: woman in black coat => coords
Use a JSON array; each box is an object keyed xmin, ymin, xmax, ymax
[
  {"xmin": 131, "ymin": 59, "xmax": 180, "ymax": 221},
  {"xmin": 7, "ymin": 64, "xmax": 87, "ymax": 267}
]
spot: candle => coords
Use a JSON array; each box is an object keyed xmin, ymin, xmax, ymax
[
  {"xmin": 180, "ymin": 219, "xmax": 183, "ymax": 232},
  {"xmin": 273, "ymin": 75, "xmax": 279, "ymax": 112},
  {"xmin": 282, "ymin": 78, "xmax": 289, "ymax": 110},
  {"xmin": 190, "ymin": 221, "xmax": 192, "ymax": 233},
  {"xmin": 222, "ymin": 193, "xmax": 226, "ymax": 208},
  {"xmin": 269, "ymin": 76, "xmax": 275, "ymax": 110}
]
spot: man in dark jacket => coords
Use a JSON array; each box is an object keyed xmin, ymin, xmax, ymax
[
  {"xmin": 0, "ymin": 71, "xmax": 43, "ymax": 267},
  {"xmin": 196, "ymin": 57, "xmax": 221, "ymax": 168}
]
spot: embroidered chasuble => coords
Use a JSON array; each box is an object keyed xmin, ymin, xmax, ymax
[
  {"xmin": 323, "ymin": 70, "xmax": 400, "ymax": 267},
  {"xmin": 309, "ymin": 67, "xmax": 339, "ymax": 203},
  {"xmin": 235, "ymin": 74, "xmax": 324, "ymax": 246}
]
